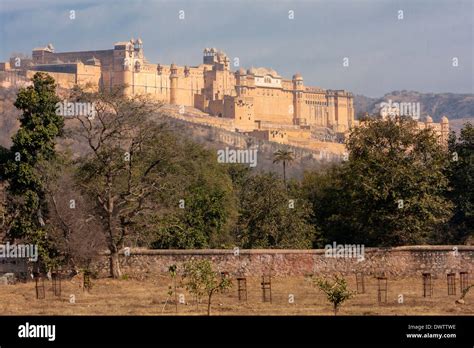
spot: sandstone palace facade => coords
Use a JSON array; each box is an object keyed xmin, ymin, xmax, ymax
[
  {"xmin": 1, "ymin": 39, "xmax": 354, "ymax": 134},
  {"xmin": 0, "ymin": 39, "xmax": 449, "ymax": 154}
]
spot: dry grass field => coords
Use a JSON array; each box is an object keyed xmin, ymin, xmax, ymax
[{"xmin": 0, "ymin": 275, "xmax": 472, "ymax": 316}]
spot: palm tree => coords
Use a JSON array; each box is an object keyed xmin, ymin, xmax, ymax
[{"xmin": 273, "ymin": 148, "xmax": 294, "ymax": 185}]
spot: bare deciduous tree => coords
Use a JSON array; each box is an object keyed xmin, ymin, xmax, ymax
[
  {"xmin": 71, "ymin": 87, "xmax": 172, "ymax": 278},
  {"xmin": 40, "ymin": 154, "xmax": 105, "ymax": 274}
]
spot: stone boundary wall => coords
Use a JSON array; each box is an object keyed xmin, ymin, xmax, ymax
[{"xmin": 96, "ymin": 246, "xmax": 473, "ymax": 278}]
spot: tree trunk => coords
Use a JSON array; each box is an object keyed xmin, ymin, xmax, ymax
[
  {"xmin": 283, "ymin": 161, "xmax": 286, "ymax": 186},
  {"xmin": 109, "ymin": 249, "xmax": 122, "ymax": 278}
]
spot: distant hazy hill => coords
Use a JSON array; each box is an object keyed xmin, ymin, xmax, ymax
[{"xmin": 354, "ymin": 91, "xmax": 474, "ymax": 124}]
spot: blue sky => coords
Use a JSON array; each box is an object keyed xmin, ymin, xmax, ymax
[{"xmin": 0, "ymin": 0, "xmax": 472, "ymax": 97}]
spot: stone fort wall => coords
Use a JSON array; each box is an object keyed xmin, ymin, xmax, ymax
[
  {"xmin": 162, "ymin": 113, "xmax": 339, "ymax": 161},
  {"xmin": 162, "ymin": 105, "xmax": 347, "ymax": 159},
  {"xmin": 95, "ymin": 246, "xmax": 473, "ymax": 279}
]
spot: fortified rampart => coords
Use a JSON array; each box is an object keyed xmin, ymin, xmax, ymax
[{"xmin": 162, "ymin": 112, "xmax": 340, "ymax": 161}]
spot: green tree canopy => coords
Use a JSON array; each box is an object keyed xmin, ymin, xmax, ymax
[
  {"xmin": 445, "ymin": 123, "xmax": 474, "ymax": 243},
  {"xmin": 149, "ymin": 142, "xmax": 237, "ymax": 249},
  {"xmin": 304, "ymin": 116, "xmax": 452, "ymax": 246},
  {"xmin": 237, "ymin": 173, "xmax": 316, "ymax": 248},
  {"xmin": 3, "ymin": 72, "xmax": 64, "ymax": 265}
]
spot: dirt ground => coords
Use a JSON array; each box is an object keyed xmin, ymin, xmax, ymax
[{"xmin": 0, "ymin": 275, "xmax": 472, "ymax": 315}]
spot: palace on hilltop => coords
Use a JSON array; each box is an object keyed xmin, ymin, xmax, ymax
[
  {"xmin": 0, "ymin": 39, "xmax": 449, "ymax": 153},
  {"xmin": 1, "ymin": 39, "xmax": 354, "ymax": 132}
]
